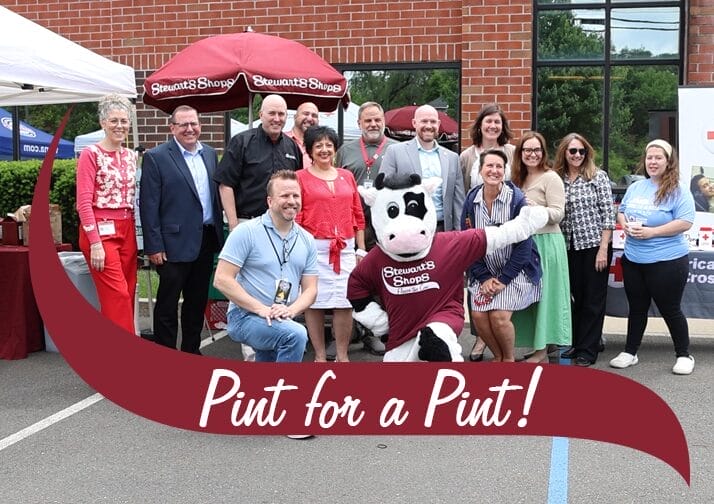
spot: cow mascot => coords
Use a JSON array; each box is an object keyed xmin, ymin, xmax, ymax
[{"xmin": 347, "ymin": 172, "xmax": 547, "ymax": 362}]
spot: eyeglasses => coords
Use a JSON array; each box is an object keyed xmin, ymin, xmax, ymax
[
  {"xmin": 106, "ymin": 118, "xmax": 130, "ymax": 126},
  {"xmin": 172, "ymin": 121, "xmax": 200, "ymax": 129},
  {"xmin": 522, "ymin": 147, "xmax": 543, "ymax": 156},
  {"xmin": 568, "ymin": 148, "xmax": 587, "ymax": 156}
]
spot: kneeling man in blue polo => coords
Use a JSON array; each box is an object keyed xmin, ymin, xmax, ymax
[{"xmin": 213, "ymin": 170, "xmax": 318, "ymax": 362}]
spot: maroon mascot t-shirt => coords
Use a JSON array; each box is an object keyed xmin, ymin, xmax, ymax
[{"xmin": 348, "ymin": 228, "xmax": 487, "ymax": 351}]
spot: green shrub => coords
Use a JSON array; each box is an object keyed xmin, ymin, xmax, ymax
[{"xmin": 0, "ymin": 159, "xmax": 78, "ymax": 247}]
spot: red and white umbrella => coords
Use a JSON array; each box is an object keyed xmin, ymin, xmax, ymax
[
  {"xmin": 384, "ymin": 105, "xmax": 459, "ymax": 141},
  {"xmin": 143, "ymin": 31, "xmax": 349, "ymax": 117}
]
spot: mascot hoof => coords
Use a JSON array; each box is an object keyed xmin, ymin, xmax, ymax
[{"xmin": 417, "ymin": 327, "xmax": 453, "ymax": 362}]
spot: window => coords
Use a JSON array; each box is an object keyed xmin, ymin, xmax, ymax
[{"xmin": 534, "ymin": 0, "xmax": 683, "ymax": 181}]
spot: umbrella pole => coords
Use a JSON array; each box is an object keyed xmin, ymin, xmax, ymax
[
  {"xmin": 130, "ymin": 103, "xmax": 140, "ymax": 150},
  {"xmin": 248, "ymin": 92, "xmax": 254, "ymax": 129}
]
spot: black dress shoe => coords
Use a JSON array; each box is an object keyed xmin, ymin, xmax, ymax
[
  {"xmin": 560, "ymin": 347, "xmax": 577, "ymax": 359},
  {"xmin": 469, "ymin": 352, "xmax": 484, "ymax": 362},
  {"xmin": 574, "ymin": 356, "xmax": 594, "ymax": 367}
]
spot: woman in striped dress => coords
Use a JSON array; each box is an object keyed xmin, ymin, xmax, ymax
[{"xmin": 461, "ymin": 149, "xmax": 542, "ymax": 361}]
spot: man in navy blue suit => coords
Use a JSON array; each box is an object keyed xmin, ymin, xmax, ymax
[{"xmin": 140, "ymin": 105, "xmax": 224, "ymax": 354}]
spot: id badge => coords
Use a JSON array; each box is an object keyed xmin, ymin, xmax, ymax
[
  {"xmin": 273, "ymin": 279, "xmax": 292, "ymax": 304},
  {"xmin": 362, "ymin": 179, "xmax": 373, "ymax": 189},
  {"xmin": 98, "ymin": 220, "xmax": 116, "ymax": 236}
]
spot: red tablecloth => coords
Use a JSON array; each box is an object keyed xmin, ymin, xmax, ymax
[{"xmin": 0, "ymin": 245, "xmax": 43, "ymax": 359}]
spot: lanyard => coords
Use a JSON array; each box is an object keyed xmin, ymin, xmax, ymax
[
  {"xmin": 360, "ymin": 136, "xmax": 388, "ymax": 176},
  {"xmin": 263, "ymin": 225, "xmax": 298, "ymax": 273}
]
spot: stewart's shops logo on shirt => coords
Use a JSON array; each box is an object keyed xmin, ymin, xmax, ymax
[{"xmin": 381, "ymin": 260, "xmax": 440, "ymax": 295}]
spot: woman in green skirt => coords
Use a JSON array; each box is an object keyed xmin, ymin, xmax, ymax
[{"xmin": 510, "ymin": 131, "xmax": 572, "ymax": 362}]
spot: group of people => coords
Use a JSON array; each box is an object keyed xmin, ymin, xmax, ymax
[
  {"xmin": 457, "ymin": 108, "xmax": 695, "ymax": 375},
  {"xmin": 75, "ymin": 94, "xmax": 696, "ymax": 377}
]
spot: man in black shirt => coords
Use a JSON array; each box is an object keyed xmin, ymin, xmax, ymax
[
  {"xmin": 215, "ymin": 94, "xmax": 302, "ymax": 361},
  {"xmin": 215, "ymin": 94, "xmax": 303, "ymax": 232}
]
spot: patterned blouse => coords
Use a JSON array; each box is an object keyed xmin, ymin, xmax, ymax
[
  {"xmin": 561, "ymin": 169, "xmax": 615, "ymax": 250},
  {"xmin": 76, "ymin": 144, "xmax": 137, "ymax": 243}
]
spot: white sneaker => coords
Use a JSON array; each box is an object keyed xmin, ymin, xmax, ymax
[
  {"xmin": 609, "ymin": 352, "xmax": 639, "ymax": 369},
  {"xmin": 362, "ymin": 334, "xmax": 386, "ymax": 356},
  {"xmin": 241, "ymin": 344, "xmax": 256, "ymax": 362},
  {"xmin": 672, "ymin": 355, "xmax": 695, "ymax": 375},
  {"xmin": 286, "ymin": 434, "xmax": 314, "ymax": 440}
]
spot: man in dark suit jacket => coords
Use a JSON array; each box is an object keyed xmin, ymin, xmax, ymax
[{"xmin": 140, "ymin": 105, "xmax": 224, "ymax": 354}]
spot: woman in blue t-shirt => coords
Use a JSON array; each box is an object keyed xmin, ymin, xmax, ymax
[{"xmin": 610, "ymin": 139, "xmax": 696, "ymax": 375}]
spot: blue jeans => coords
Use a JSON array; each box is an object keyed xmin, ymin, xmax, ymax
[{"xmin": 226, "ymin": 308, "xmax": 308, "ymax": 362}]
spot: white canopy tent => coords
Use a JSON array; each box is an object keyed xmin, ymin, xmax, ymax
[
  {"xmin": 74, "ymin": 129, "xmax": 106, "ymax": 157},
  {"xmin": 0, "ymin": 6, "xmax": 136, "ymax": 106},
  {"xmin": 0, "ymin": 6, "xmax": 137, "ymax": 157}
]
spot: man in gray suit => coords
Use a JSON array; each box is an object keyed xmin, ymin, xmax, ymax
[
  {"xmin": 140, "ymin": 105, "xmax": 224, "ymax": 354},
  {"xmin": 379, "ymin": 104, "xmax": 464, "ymax": 231}
]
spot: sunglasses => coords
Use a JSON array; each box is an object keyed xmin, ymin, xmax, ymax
[{"xmin": 568, "ymin": 148, "xmax": 587, "ymax": 156}]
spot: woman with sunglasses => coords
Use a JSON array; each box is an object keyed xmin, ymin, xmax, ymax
[
  {"xmin": 510, "ymin": 131, "xmax": 572, "ymax": 363},
  {"xmin": 554, "ymin": 133, "xmax": 615, "ymax": 366}
]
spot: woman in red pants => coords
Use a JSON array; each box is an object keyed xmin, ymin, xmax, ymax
[{"xmin": 76, "ymin": 94, "xmax": 138, "ymax": 334}]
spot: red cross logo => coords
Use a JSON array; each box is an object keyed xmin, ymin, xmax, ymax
[{"xmin": 608, "ymin": 254, "xmax": 624, "ymax": 287}]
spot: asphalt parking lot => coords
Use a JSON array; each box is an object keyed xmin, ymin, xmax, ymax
[{"xmin": 1, "ymin": 318, "xmax": 711, "ymax": 504}]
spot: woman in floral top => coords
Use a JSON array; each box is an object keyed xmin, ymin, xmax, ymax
[
  {"xmin": 76, "ymin": 94, "xmax": 138, "ymax": 334},
  {"xmin": 554, "ymin": 133, "xmax": 615, "ymax": 366}
]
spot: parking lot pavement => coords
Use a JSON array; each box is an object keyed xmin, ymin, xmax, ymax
[{"xmin": 1, "ymin": 320, "xmax": 711, "ymax": 503}]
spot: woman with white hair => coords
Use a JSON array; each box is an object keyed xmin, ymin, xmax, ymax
[{"xmin": 76, "ymin": 94, "xmax": 138, "ymax": 334}]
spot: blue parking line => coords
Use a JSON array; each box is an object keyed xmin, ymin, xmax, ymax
[
  {"xmin": 548, "ymin": 436, "xmax": 570, "ymax": 503},
  {"xmin": 547, "ymin": 352, "xmax": 570, "ymax": 503}
]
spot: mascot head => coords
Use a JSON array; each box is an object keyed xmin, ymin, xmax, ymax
[{"xmin": 358, "ymin": 172, "xmax": 441, "ymax": 262}]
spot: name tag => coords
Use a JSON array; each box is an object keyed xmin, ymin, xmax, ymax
[{"xmin": 98, "ymin": 220, "xmax": 116, "ymax": 236}]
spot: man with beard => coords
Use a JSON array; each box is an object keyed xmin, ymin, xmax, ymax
[
  {"xmin": 286, "ymin": 101, "xmax": 319, "ymax": 168},
  {"xmin": 335, "ymin": 101, "xmax": 398, "ymax": 356},
  {"xmin": 379, "ymin": 104, "xmax": 464, "ymax": 232},
  {"xmin": 213, "ymin": 170, "xmax": 318, "ymax": 362}
]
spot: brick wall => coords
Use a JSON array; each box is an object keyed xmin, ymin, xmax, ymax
[
  {"xmin": 688, "ymin": 0, "xmax": 714, "ymax": 83},
  {"xmin": 2, "ymin": 0, "xmax": 712, "ymax": 151}
]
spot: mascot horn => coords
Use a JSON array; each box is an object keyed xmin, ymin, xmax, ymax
[{"xmin": 347, "ymin": 172, "xmax": 547, "ymax": 362}]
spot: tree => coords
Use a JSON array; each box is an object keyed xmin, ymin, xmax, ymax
[
  {"xmin": 21, "ymin": 102, "xmax": 99, "ymax": 141},
  {"xmin": 346, "ymin": 69, "xmax": 459, "ymax": 119},
  {"xmin": 536, "ymin": 8, "xmax": 680, "ymax": 178}
]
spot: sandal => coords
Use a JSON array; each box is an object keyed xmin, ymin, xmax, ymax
[{"xmin": 469, "ymin": 339, "xmax": 485, "ymax": 362}]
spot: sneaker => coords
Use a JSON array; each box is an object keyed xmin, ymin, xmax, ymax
[
  {"xmin": 609, "ymin": 352, "xmax": 638, "ymax": 369},
  {"xmin": 362, "ymin": 334, "xmax": 386, "ymax": 356},
  {"xmin": 286, "ymin": 434, "xmax": 314, "ymax": 440},
  {"xmin": 325, "ymin": 339, "xmax": 336, "ymax": 361},
  {"xmin": 672, "ymin": 355, "xmax": 695, "ymax": 375},
  {"xmin": 241, "ymin": 344, "xmax": 256, "ymax": 362}
]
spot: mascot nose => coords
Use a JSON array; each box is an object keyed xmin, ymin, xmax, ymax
[{"xmin": 389, "ymin": 229, "xmax": 426, "ymax": 241}]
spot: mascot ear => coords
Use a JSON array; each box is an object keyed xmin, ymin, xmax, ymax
[
  {"xmin": 358, "ymin": 184, "xmax": 379, "ymax": 207},
  {"xmin": 421, "ymin": 176, "xmax": 443, "ymax": 197},
  {"xmin": 374, "ymin": 172, "xmax": 387, "ymax": 190}
]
